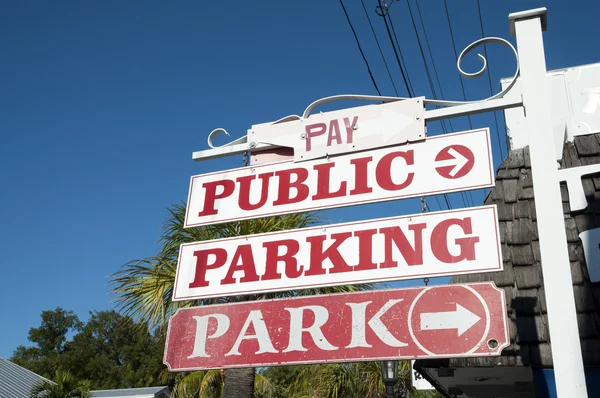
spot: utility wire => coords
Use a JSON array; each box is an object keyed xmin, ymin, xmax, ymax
[
  {"xmin": 476, "ymin": 0, "xmax": 505, "ymax": 160},
  {"xmin": 339, "ymin": 0, "xmax": 382, "ymax": 95},
  {"xmin": 414, "ymin": 0, "xmax": 455, "ymax": 133},
  {"xmin": 376, "ymin": 0, "xmax": 413, "ymax": 97},
  {"xmin": 378, "ymin": 0, "xmax": 454, "ymax": 210},
  {"xmin": 387, "ymin": 14, "xmax": 415, "ymax": 96},
  {"xmin": 406, "ymin": 0, "xmax": 472, "ymax": 208},
  {"xmin": 443, "ymin": 0, "xmax": 496, "ymax": 208},
  {"xmin": 443, "ymin": 0, "xmax": 474, "ymax": 130},
  {"xmin": 360, "ymin": 0, "xmax": 399, "ymax": 96}
]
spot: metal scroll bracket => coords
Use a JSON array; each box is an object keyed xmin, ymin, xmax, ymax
[{"xmin": 193, "ymin": 37, "xmax": 523, "ymax": 162}]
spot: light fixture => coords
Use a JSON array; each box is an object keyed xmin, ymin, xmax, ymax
[{"xmin": 381, "ymin": 360, "xmax": 398, "ymax": 398}]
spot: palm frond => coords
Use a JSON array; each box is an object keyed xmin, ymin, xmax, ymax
[
  {"xmin": 30, "ymin": 370, "xmax": 90, "ymax": 398},
  {"xmin": 253, "ymin": 372, "xmax": 275, "ymax": 398}
]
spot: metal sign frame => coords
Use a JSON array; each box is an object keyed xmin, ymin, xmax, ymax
[{"xmin": 181, "ymin": 8, "xmax": 587, "ymax": 397}]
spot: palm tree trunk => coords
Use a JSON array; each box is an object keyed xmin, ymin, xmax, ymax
[{"xmin": 223, "ymin": 367, "xmax": 255, "ymax": 397}]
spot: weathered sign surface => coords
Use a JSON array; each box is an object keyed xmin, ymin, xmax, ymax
[
  {"xmin": 184, "ymin": 128, "xmax": 494, "ymax": 228},
  {"xmin": 163, "ymin": 282, "xmax": 509, "ymax": 370},
  {"xmin": 250, "ymin": 98, "xmax": 425, "ymax": 161},
  {"xmin": 173, "ymin": 206, "xmax": 502, "ymax": 301}
]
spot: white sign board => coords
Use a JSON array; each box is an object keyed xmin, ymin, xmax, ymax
[
  {"xmin": 566, "ymin": 64, "xmax": 600, "ymax": 136},
  {"xmin": 251, "ymin": 98, "xmax": 425, "ymax": 161},
  {"xmin": 411, "ymin": 360, "xmax": 435, "ymax": 390},
  {"xmin": 184, "ymin": 128, "xmax": 494, "ymax": 228},
  {"xmin": 173, "ymin": 205, "xmax": 502, "ymax": 301}
]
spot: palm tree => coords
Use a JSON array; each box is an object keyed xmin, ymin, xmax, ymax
[
  {"xmin": 29, "ymin": 370, "xmax": 90, "ymax": 398},
  {"xmin": 284, "ymin": 361, "xmax": 440, "ymax": 398},
  {"xmin": 111, "ymin": 203, "xmax": 372, "ymax": 397},
  {"xmin": 170, "ymin": 369, "xmax": 275, "ymax": 398}
]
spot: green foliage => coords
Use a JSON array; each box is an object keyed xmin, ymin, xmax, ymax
[
  {"xmin": 64, "ymin": 310, "xmax": 166, "ymax": 389},
  {"xmin": 12, "ymin": 308, "xmax": 169, "ymax": 390},
  {"xmin": 29, "ymin": 370, "xmax": 90, "ymax": 398},
  {"xmin": 259, "ymin": 361, "xmax": 442, "ymax": 398},
  {"xmin": 110, "ymin": 203, "xmax": 374, "ymax": 397},
  {"xmin": 12, "ymin": 308, "xmax": 82, "ymax": 378}
]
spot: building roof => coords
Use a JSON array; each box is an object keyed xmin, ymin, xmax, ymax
[
  {"xmin": 416, "ymin": 133, "xmax": 600, "ymax": 371},
  {"xmin": 0, "ymin": 357, "xmax": 53, "ymax": 398},
  {"xmin": 90, "ymin": 386, "xmax": 169, "ymax": 398}
]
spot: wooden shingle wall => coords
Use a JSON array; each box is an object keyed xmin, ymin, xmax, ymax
[{"xmin": 443, "ymin": 134, "xmax": 600, "ymax": 368}]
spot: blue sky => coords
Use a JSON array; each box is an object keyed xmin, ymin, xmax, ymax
[{"xmin": 1, "ymin": 0, "xmax": 598, "ymax": 358}]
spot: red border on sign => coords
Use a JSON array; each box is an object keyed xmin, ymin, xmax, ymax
[
  {"xmin": 163, "ymin": 282, "xmax": 510, "ymax": 371},
  {"xmin": 184, "ymin": 128, "xmax": 495, "ymax": 228},
  {"xmin": 173, "ymin": 205, "xmax": 502, "ymax": 301}
]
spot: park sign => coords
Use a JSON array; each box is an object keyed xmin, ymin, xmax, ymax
[
  {"xmin": 173, "ymin": 205, "xmax": 502, "ymax": 301},
  {"xmin": 163, "ymin": 282, "xmax": 510, "ymax": 370},
  {"xmin": 184, "ymin": 128, "xmax": 494, "ymax": 228}
]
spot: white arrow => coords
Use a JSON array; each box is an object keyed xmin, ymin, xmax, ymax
[
  {"xmin": 419, "ymin": 303, "xmax": 481, "ymax": 336},
  {"xmin": 435, "ymin": 147, "xmax": 470, "ymax": 177},
  {"xmin": 355, "ymin": 109, "xmax": 416, "ymax": 143}
]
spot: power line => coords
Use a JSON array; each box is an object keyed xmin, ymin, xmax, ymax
[
  {"xmin": 414, "ymin": 0, "xmax": 455, "ymax": 133},
  {"xmin": 443, "ymin": 0, "xmax": 493, "ymax": 208},
  {"xmin": 406, "ymin": 0, "xmax": 472, "ymax": 208},
  {"xmin": 476, "ymin": 0, "xmax": 505, "ymax": 160},
  {"xmin": 378, "ymin": 0, "xmax": 455, "ymax": 210},
  {"xmin": 406, "ymin": 0, "xmax": 440, "ymax": 104},
  {"xmin": 376, "ymin": 0, "xmax": 413, "ymax": 97},
  {"xmin": 339, "ymin": 0, "xmax": 382, "ymax": 96},
  {"xmin": 360, "ymin": 0, "xmax": 399, "ymax": 96},
  {"xmin": 387, "ymin": 13, "xmax": 415, "ymax": 97},
  {"xmin": 442, "ymin": 0, "xmax": 474, "ymax": 130}
]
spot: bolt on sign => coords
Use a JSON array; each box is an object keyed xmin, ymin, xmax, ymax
[
  {"xmin": 184, "ymin": 128, "xmax": 494, "ymax": 228},
  {"xmin": 173, "ymin": 205, "xmax": 502, "ymax": 301},
  {"xmin": 163, "ymin": 282, "xmax": 509, "ymax": 371}
]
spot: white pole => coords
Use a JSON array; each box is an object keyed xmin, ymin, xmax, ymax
[{"xmin": 510, "ymin": 8, "xmax": 588, "ymax": 397}]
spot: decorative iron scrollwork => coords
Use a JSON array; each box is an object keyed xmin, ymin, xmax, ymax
[{"xmin": 205, "ymin": 37, "xmax": 520, "ymax": 148}]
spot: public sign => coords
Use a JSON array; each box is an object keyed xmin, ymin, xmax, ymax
[
  {"xmin": 184, "ymin": 128, "xmax": 494, "ymax": 228},
  {"xmin": 163, "ymin": 282, "xmax": 509, "ymax": 371},
  {"xmin": 173, "ymin": 205, "xmax": 502, "ymax": 301},
  {"xmin": 251, "ymin": 97, "xmax": 425, "ymax": 161}
]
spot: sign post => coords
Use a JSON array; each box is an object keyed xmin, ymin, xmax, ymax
[{"xmin": 510, "ymin": 8, "xmax": 587, "ymax": 397}]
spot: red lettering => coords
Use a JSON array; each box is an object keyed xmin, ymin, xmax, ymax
[
  {"xmin": 262, "ymin": 239, "xmax": 303, "ymax": 280},
  {"xmin": 312, "ymin": 162, "xmax": 347, "ymax": 200},
  {"xmin": 221, "ymin": 245, "xmax": 260, "ymax": 285},
  {"xmin": 305, "ymin": 232, "xmax": 353, "ymax": 276},
  {"xmin": 237, "ymin": 172, "xmax": 274, "ymax": 211},
  {"xmin": 431, "ymin": 218, "xmax": 479, "ymax": 263},
  {"xmin": 344, "ymin": 116, "xmax": 358, "ymax": 144},
  {"xmin": 189, "ymin": 248, "xmax": 228, "ymax": 288},
  {"xmin": 273, "ymin": 168, "xmax": 310, "ymax": 206},
  {"xmin": 305, "ymin": 123, "xmax": 326, "ymax": 151},
  {"xmin": 353, "ymin": 229, "xmax": 378, "ymax": 271},
  {"xmin": 379, "ymin": 223, "xmax": 427, "ymax": 268},
  {"xmin": 198, "ymin": 180, "xmax": 235, "ymax": 217},
  {"xmin": 349, "ymin": 156, "xmax": 373, "ymax": 195},
  {"xmin": 327, "ymin": 120, "xmax": 342, "ymax": 147},
  {"xmin": 376, "ymin": 151, "xmax": 415, "ymax": 191}
]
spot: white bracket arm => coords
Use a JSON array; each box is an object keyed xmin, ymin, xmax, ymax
[
  {"xmin": 192, "ymin": 36, "xmax": 522, "ymax": 162},
  {"xmin": 557, "ymin": 163, "xmax": 600, "ymax": 212}
]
